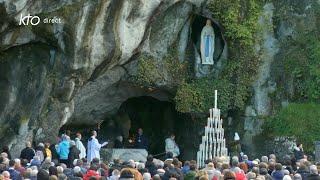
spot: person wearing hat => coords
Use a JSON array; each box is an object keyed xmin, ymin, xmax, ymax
[{"xmin": 68, "ymin": 140, "xmax": 80, "ymax": 168}]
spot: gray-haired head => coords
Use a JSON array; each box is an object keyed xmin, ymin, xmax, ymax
[
  {"xmin": 261, "ymin": 156, "xmax": 268, "ymax": 163},
  {"xmin": 293, "ymin": 173, "xmax": 302, "ymax": 180},
  {"xmin": 310, "ymin": 165, "xmax": 318, "ymax": 174}
]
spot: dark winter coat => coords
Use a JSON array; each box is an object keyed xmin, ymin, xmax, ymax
[
  {"xmin": 68, "ymin": 146, "xmax": 80, "ymax": 167},
  {"xmin": 20, "ymin": 147, "xmax": 35, "ymax": 162}
]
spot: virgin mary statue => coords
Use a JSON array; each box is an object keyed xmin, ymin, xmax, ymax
[{"xmin": 200, "ymin": 19, "xmax": 215, "ymax": 65}]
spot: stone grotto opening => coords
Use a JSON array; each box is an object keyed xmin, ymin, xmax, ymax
[{"xmin": 60, "ymin": 96, "xmax": 202, "ymax": 160}]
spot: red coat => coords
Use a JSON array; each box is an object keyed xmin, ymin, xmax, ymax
[{"xmin": 83, "ymin": 170, "xmax": 101, "ymax": 180}]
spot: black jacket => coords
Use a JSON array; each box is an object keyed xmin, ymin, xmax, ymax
[
  {"xmin": 135, "ymin": 134, "xmax": 148, "ymax": 150},
  {"xmin": 68, "ymin": 146, "xmax": 80, "ymax": 167},
  {"xmin": 20, "ymin": 147, "xmax": 35, "ymax": 162},
  {"xmin": 307, "ymin": 174, "xmax": 320, "ymax": 180}
]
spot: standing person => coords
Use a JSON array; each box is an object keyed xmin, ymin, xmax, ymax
[
  {"xmin": 165, "ymin": 133, "xmax": 180, "ymax": 158},
  {"xmin": 35, "ymin": 143, "xmax": 45, "ymax": 162},
  {"xmin": 57, "ymin": 135, "xmax": 70, "ymax": 165},
  {"xmin": 114, "ymin": 136, "xmax": 124, "ymax": 149},
  {"xmin": 87, "ymin": 130, "xmax": 108, "ymax": 163},
  {"xmin": 68, "ymin": 141, "xmax": 80, "ymax": 168},
  {"xmin": 44, "ymin": 143, "xmax": 52, "ymax": 159},
  {"xmin": 294, "ymin": 143, "xmax": 305, "ymax": 161},
  {"xmin": 2, "ymin": 146, "xmax": 11, "ymax": 160},
  {"xmin": 20, "ymin": 141, "xmax": 35, "ymax": 162},
  {"xmin": 75, "ymin": 132, "xmax": 86, "ymax": 159},
  {"xmin": 135, "ymin": 128, "xmax": 149, "ymax": 150}
]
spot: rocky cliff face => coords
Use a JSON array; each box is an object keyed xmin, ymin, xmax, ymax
[
  {"xmin": 0, "ymin": 0, "xmax": 319, "ymax": 158},
  {"xmin": 0, "ymin": 0, "xmax": 210, "ymax": 157}
]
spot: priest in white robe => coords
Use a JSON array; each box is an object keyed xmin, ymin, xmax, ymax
[
  {"xmin": 200, "ymin": 19, "xmax": 215, "ymax": 65},
  {"xmin": 87, "ymin": 130, "xmax": 108, "ymax": 162},
  {"xmin": 165, "ymin": 134, "xmax": 180, "ymax": 157},
  {"xmin": 75, "ymin": 132, "xmax": 86, "ymax": 159}
]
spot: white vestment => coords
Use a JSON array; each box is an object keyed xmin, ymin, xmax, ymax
[
  {"xmin": 75, "ymin": 138, "xmax": 86, "ymax": 159},
  {"xmin": 200, "ymin": 25, "xmax": 215, "ymax": 65},
  {"xmin": 165, "ymin": 138, "xmax": 180, "ymax": 157},
  {"xmin": 87, "ymin": 136, "xmax": 102, "ymax": 162}
]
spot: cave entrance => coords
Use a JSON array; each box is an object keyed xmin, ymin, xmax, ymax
[
  {"xmin": 98, "ymin": 96, "xmax": 198, "ymax": 160},
  {"xmin": 59, "ymin": 96, "xmax": 201, "ymax": 160}
]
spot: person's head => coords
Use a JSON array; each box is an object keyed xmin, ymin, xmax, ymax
[
  {"xmin": 2, "ymin": 171, "xmax": 10, "ymax": 179},
  {"xmin": 120, "ymin": 169, "xmax": 134, "ymax": 180},
  {"xmin": 293, "ymin": 174, "xmax": 302, "ymax": 180},
  {"xmin": 38, "ymin": 142, "xmax": 45, "ymax": 148},
  {"xmin": 166, "ymin": 152, "xmax": 173, "ymax": 159},
  {"xmin": 261, "ymin": 156, "xmax": 268, "ymax": 163},
  {"xmin": 223, "ymin": 170, "xmax": 236, "ymax": 180},
  {"xmin": 49, "ymin": 166, "xmax": 58, "ymax": 176},
  {"xmin": 91, "ymin": 130, "xmax": 97, "ymax": 137},
  {"xmin": 1, "ymin": 152, "xmax": 8, "ymax": 159},
  {"xmin": 231, "ymin": 158, "xmax": 239, "ymax": 167},
  {"xmin": 143, "ymin": 172, "xmax": 151, "ymax": 180},
  {"xmin": 117, "ymin": 136, "xmax": 123, "ymax": 142},
  {"xmin": 190, "ymin": 164, "xmax": 197, "ymax": 171},
  {"xmin": 297, "ymin": 143, "xmax": 303, "ymax": 148},
  {"xmin": 207, "ymin": 162, "xmax": 215, "ymax": 170},
  {"xmin": 76, "ymin": 132, "xmax": 82, "ymax": 140},
  {"xmin": 247, "ymin": 172, "xmax": 256, "ymax": 180},
  {"xmin": 206, "ymin": 19, "xmax": 211, "ymax": 26},
  {"xmin": 70, "ymin": 140, "xmax": 76, "ymax": 147},
  {"xmin": 147, "ymin": 155, "xmax": 153, "ymax": 162},
  {"xmin": 184, "ymin": 161, "xmax": 190, "ymax": 167},
  {"xmin": 37, "ymin": 169, "xmax": 49, "ymax": 179},
  {"xmin": 45, "ymin": 142, "xmax": 50, "ymax": 148},
  {"xmin": 56, "ymin": 166, "xmax": 64, "ymax": 174},
  {"xmin": 66, "ymin": 130, "xmax": 71, "ymax": 136},
  {"xmin": 9, "ymin": 159, "xmax": 15, "ymax": 167},
  {"xmin": 112, "ymin": 169, "xmax": 120, "ymax": 176},
  {"xmin": 269, "ymin": 154, "xmax": 276, "ymax": 161},
  {"xmin": 239, "ymin": 162, "xmax": 248, "ymax": 173},
  {"xmin": 76, "ymin": 159, "xmax": 83, "ymax": 166},
  {"xmin": 90, "ymin": 164, "xmax": 99, "ymax": 171},
  {"xmin": 275, "ymin": 163, "xmax": 282, "ymax": 171},
  {"xmin": 138, "ymin": 128, "xmax": 143, "ymax": 135},
  {"xmin": 73, "ymin": 166, "xmax": 81, "ymax": 174},
  {"xmin": 310, "ymin": 165, "xmax": 318, "ymax": 174},
  {"xmin": 259, "ymin": 168, "xmax": 268, "ymax": 175},
  {"xmin": 170, "ymin": 133, "xmax": 175, "ymax": 140},
  {"xmin": 26, "ymin": 141, "xmax": 32, "ymax": 148},
  {"xmin": 49, "ymin": 175, "xmax": 58, "ymax": 180},
  {"xmin": 14, "ymin": 158, "xmax": 21, "ymax": 167}
]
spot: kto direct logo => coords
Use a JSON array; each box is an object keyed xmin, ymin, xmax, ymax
[{"xmin": 19, "ymin": 14, "xmax": 62, "ymax": 25}]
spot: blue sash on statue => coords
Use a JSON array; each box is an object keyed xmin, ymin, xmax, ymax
[{"xmin": 205, "ymin": 35, "xmax": 211, "ymax": 57}]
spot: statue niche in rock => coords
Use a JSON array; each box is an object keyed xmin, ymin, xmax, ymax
[{"xmin": 200, "ymin": 19, "xmax": 215, "ymax": 65}]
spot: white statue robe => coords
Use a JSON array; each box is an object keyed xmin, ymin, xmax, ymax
[
  {"xmin": 87, "ymin": 136, "xmax": 102, "ymax": 162},
  {"xmin": 165, "ymin": 138, "xmax": 180, "ymax": 157},
  {"xmin": 75, "ymin": 138, "xmax": 86, "ymax": 159},
  {"xmin": 200, "ymin": 25, "xmax": 215, "ymax": 65}
]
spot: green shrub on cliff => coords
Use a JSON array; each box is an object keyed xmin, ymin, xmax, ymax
[
  {"xmin": 264, "ymin": 103, "xmax": 320, "ymax": 153},
  {"xmin": 175, "ymin": 78, "xmax": 232, "ymax": 113},
  {"xmin": 279, "ymin": 34, "xmax": 320, "ymax": 102}
]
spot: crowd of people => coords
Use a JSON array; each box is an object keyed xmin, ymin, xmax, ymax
[{"xmin": 0, "ymin": 129, "xmax": 319, "ymax": 180}]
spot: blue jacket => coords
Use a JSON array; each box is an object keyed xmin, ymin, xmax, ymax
[
  {"xmin": 57, "ymin": 140, "xmax": 70, "ymax": 160},
  {"xmin": 8, "ymin": 168, "xmax": 22, "ymax": 180}
]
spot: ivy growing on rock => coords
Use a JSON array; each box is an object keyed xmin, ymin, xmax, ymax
[{"xmin": 175, "ymin": 0, "xmax": 263, "ymax": 113}]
